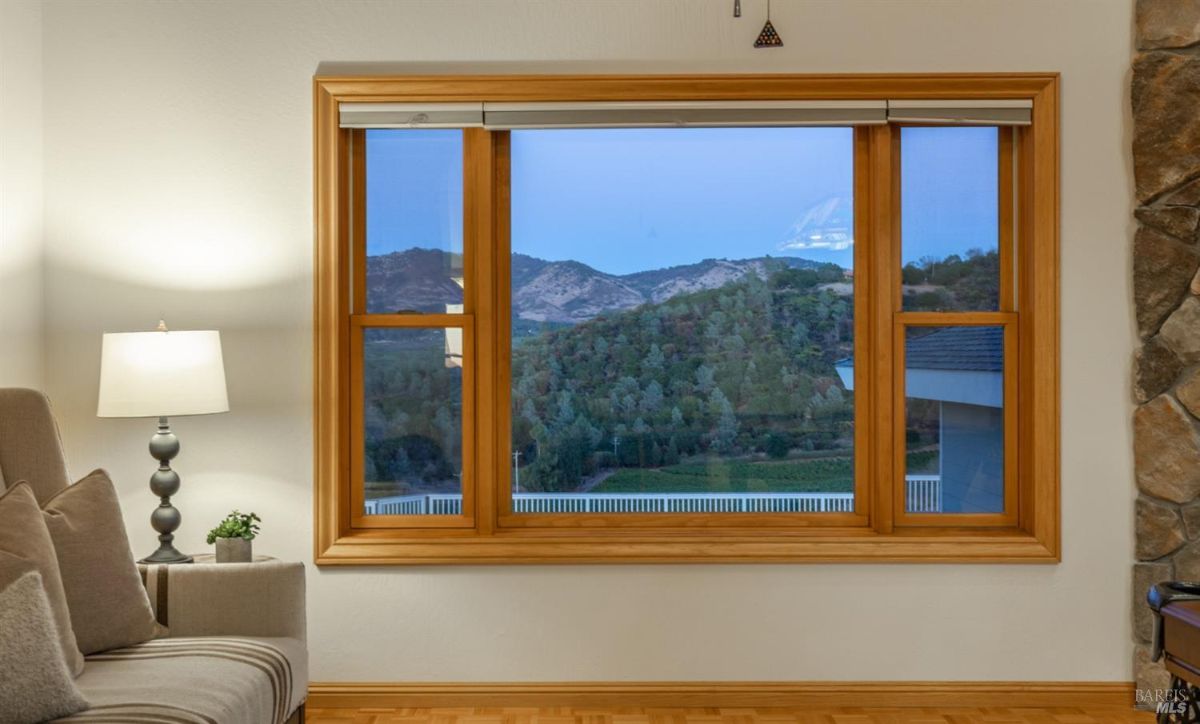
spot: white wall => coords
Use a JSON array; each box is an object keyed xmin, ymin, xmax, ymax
[
  {"xmin": 39, "ymin": 0, "xmax": 1136, "ymax": 682},
  {"xmin": 0, "ymin": 0, "xmax": 43, "ymax": 389}
]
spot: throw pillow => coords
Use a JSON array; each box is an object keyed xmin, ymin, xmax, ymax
[
  {"xmin": 0, "ymin": 483, "xmax": 84, "ymax": 675},
  {"xmin": 0, "ymin": 557, "xmax": 89, "ymax": 724},
  {"xmin": 42, "ymin": 469, "xmax": 164, "ymax": 654}
]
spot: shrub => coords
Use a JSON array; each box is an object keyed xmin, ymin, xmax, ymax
[
  {"xmin": 206, "ymin": 510, "xmax": 261, "ymax": 545},
  {"xmin": 765, "ymin": 432, "xmax": 792, "ymax": 459}
]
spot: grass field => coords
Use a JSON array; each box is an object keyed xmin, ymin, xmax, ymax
[{"xmin": 594, "ymin": 451, "xmax": 936, "ymax": 494}]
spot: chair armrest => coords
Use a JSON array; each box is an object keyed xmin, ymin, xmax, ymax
[{"xmin": 140, "ymin": 559, "xmax": 306, "ymax": 642}]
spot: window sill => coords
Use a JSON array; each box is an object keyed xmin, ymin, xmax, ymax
[{"xmin": 314, "ymin": 527, "xmax": 1059, "ymax": 565}]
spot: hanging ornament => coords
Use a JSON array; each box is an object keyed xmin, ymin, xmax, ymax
[
  {"xmin": 755, "ymin": 0, "xmax": 783, "ymax": 48},
  {"xmin": 734, "ymin": 0, "xmax": 741, "ymax": 18}
]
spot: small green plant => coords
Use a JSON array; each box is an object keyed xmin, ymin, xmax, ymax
[{"xmin": 206, "ymin": 510, "xmax": 261, "ymax": 545}]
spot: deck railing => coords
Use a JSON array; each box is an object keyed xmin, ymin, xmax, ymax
[
  {"xmin": 904, "ymin": 475, "xmax": 943, "ymax": 514},
  {"xmin": 363, "ymin": 494, "xmax": 462, "ymax": 516},
  {"xmin": 512, "ymin": 492, "xmax": 855, "ymax": 513},
  {"xmin": 363, "ymin": 477, "xmax": 943, "ymax": 516}
]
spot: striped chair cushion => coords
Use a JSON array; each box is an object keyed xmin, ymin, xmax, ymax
[{"xmin": 57, "ymin": 636, "xmax": 304, "ymax": 724}]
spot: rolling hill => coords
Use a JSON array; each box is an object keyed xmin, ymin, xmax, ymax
[{"xmin": 367, "ymin": 248, "xmax": 839, "ymax": 323}]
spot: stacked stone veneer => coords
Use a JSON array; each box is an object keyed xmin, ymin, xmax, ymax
[{"xmin": 1133, "ymin": 0, "xmax": 1200, "ymax": 696}]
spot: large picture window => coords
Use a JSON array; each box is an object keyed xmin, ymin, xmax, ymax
[
  {"xmin": 508, "ymin": 127, "xmax": 857, "ymax": 519},
  {"xmin": 314, "ymin": 75, "xmax": 1060, "ymax": 563}
]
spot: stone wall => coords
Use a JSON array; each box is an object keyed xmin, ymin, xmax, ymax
[{"xmin": 1133, "ymin": 0, "xmax": 1200, "ymax": 696}]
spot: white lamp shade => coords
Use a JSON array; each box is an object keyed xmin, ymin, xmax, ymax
[{"xmin": 97, "ymin": 330, "xmax": 229, "ymax": 418}]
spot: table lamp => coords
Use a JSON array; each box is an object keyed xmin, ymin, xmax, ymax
[{"xmin": 97, "ymin": 321, "xmax": 229, "ymax": 564}]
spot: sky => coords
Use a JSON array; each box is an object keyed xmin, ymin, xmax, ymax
[
  {"xmin": 899, "ymin": 126, "xmax": 999, "ymax": 266},
  {"xmin": 366, "ymin": 126, "xmax": 999, "ymax": 275}
]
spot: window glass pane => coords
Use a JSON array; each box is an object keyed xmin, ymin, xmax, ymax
[
  {"xmin": 362, "ymin": 328, "xmax": 463, "ymax": 516},
  {"xmin": 365, "ymin": 129, "xmax": 464, "ymax": 314},
  {"xmin": 904, "ymin": 326, "xmax": 1004, "ymax": 514},
  {"xmin": 509, "ymin": 128, "xmax": 855, "ymax": 514},
  {"xmin": 900, "ymin": 127, "xmax": 1000, "ymax": 312}
]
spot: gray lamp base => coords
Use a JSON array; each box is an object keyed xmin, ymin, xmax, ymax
[
  {"xmin": 139, "ymin": 417, "xmax": 193, "ymax": 565},
  {"xmin": 139, "ymin": 548, "xmax": 194, "ymax": 565}
]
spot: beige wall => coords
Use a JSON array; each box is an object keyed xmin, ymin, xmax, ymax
[
  {"xmin": 37, "ymin": 0, "xmax": 1136, "ymax": 682},
  {"xmin": 0, "ymin": 0, "xmax": 43, "ymax": 389}
]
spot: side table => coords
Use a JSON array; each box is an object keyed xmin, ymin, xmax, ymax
[{"xmin": 190, "ymin": 553, "xmax": 277, "ymax": 564}]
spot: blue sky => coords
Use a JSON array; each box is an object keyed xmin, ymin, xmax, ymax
[
  {"xmin": 900, "ymin": 126, "xmax": 998, "ymax": 266},
  {"xmin": 366, "ymin": 129, "xmax": 463, "ymax": 259},
  {"xmin": 367, "ymin": 126, "xmax": 998, "ymax": 275}
]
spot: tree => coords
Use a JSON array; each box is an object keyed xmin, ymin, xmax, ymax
[
  {"xmin": 640, "ymin": 380, "xmax": 664, "ymax": 414},
  {"xmin": 765, "ymin": 432, "xmax": 791, "ymax": 459},
  {"xmin": 789, "ymin": 322, "xmax": 809, "ymax": 348},
  {"xmin": 520, "ymin": 398, "xmax": 538, "ymax": 425},
  {"xmin": 555, "ymin": 391, "xmax": 576, "ymax": 427},
  {"xmin": 433, "ymin": 405, "xmax": 456, "ymax": 460},
  {"xmin": 708, "ymin": 387, "xmax": 732, "ymax": 417},
  {"xmin": 709, "ymin": 388, "xmax": 738, "ymax": 453},
  {"xmin": 714, "ymin": 406, "xmax": 739, "ymax": 453},
  {"xmin": 642, "ymin": 343, "xmax": 665, "ymax": 373}
]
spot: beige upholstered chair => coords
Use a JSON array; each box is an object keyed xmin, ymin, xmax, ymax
[{"xmin": 0, "ymin": 388, "xmax": 307, "ymax": 724}]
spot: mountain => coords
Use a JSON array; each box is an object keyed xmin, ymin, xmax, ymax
[
  {"xmin": 367, "ymin": 248, "xmax": 840, "ymax": 323},
  {"xmin": 366, "ymin": 248, "xmax": 464, "ymax": 313},
  {"xmin": 512, "ymin": 258, "xmax": 644, "ymax": 323}
]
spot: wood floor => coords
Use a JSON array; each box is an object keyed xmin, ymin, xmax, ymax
[{"xmin": 305, "ymin": 706, "xmax": 1155, "ymax": 724}]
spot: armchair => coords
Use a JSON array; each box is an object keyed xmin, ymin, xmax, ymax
[{"xmin": 0, "ymin": 389, "xmax": 307, "ymax": 724}]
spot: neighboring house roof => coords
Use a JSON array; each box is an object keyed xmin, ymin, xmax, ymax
[
  {"xmin": 835, "ymin": 326, "xmax": 1004, "ymax": 408},
  {"xmin": 904, "ymin": 326, "xmax": 1003, "ymax": 372},
  {"xmin": 834, "ymin": 326, "xmax": 1003, "ymax": 372}
]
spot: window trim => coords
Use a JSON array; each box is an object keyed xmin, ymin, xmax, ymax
[{"xmin": 313, "ymin": 73, "xmax": 1060, "ymax": 565}]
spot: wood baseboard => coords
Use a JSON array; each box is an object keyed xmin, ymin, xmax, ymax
[{"xmin": 307, "ymin": 681, "xmax": 1135, "ymax": 709}]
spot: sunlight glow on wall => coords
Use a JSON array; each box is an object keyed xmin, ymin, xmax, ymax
[
  {"xmin": 52, "ymin": 206, "xmax": 300, "ymax": 289},
  {"xmin": 50, "ymin": 208, "xmax": 297, "ymax": 291}
]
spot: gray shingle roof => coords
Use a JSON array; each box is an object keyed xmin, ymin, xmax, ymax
[{"xmin": 904, "ymin": 326, "xmax": 1003, "ymax": 372}]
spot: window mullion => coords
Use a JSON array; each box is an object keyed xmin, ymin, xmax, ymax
[
  {"xmin": 465, "ymin": 127, "xmax": 499, "ymax": 535},
  {"xmin": 867, "ymin": 123, "xmax": 898, "ymax": 535},
  {"xmin": 999, "ymin": 127, "xmax": 1016, "ymax": 312},
  {"xmin": 492, "ymin": 131, "xmax": 512, "ymax": 529},
  {"xmin": 351, "ymin": 129, "xmax": 367, "ymax": 316}
]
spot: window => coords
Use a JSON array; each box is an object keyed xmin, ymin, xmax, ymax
[
  {"xmin": 314, "ymin": 75, "xmax": 1060, "ymax": 564},
  {"xmin": 507, "ymin": 127, "xmax": 858, "ymax": 522}
]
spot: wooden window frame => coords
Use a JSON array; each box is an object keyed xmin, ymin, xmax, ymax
[{"xmin": 313, "ymin": 73, "xmax": 1059, "ymax": 565}]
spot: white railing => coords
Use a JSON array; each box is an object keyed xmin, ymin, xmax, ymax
[
  {"xmin": 365, "ymin": 477, "xmax": 942, "ymax": 516},
  {"xmin": 364, "ymin": 494, "xmax": 464, "ymax": 516},
  {"xmin": 513, "ymin": 492, "xmax": 854, "ymax": 513},
  {"xmin": 905, "ymin": 475, "xmax": 942, "ymax": 513}
]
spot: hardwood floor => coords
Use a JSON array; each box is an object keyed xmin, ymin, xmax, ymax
[{"xmin": 305, "ymin": 706, "xmax": 1155, "ymax": 724}]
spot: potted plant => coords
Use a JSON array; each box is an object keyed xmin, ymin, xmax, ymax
[{"xmin": 206, "ymin": 510, "xmax": 261, "ymax": 563}]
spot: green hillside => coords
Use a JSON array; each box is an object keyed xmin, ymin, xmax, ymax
[
  {"xmin": 902, "ymin": 248, "xmax": 1000, "ymax": 311},
  {"xmin": 360, "ymin": 250, "xmax": 998, "ymax": 498},
  {"xmin": 511, "ymin": 260, "xmax": 855, "ymax": 493}
]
